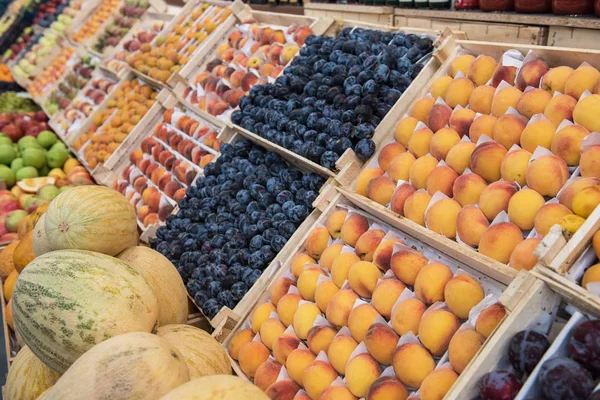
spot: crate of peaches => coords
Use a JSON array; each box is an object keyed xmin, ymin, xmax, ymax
[
  {"xmin": 349, "ymin": 38, "xmax": 600, "ymax": 278},
  {"xmin": 224, "ymin": 190, "xmax": 517, "ymax": 400},
  {"xmin": 125, "ymin": 0, "xmax": 244, "ymax": 85},
  {"xmin": 172, "ymin": 10, "xmax": 318, "ymax": 120},
  {"xmin": 27, "ymin": 46, "xmax": 78, "ymax": 100}
]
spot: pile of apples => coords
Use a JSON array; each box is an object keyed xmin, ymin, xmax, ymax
[
  {"xmin": 11, "ymin": 30, "xmax": 61, "ymax": 80},
  {"xmin": 44, "ymin": 55, "xmax": 98, "ymax": 115}
]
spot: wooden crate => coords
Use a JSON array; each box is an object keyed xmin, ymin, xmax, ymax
[{"xmin": 305, "ymin": 3, "xmax": 395, "ymax": 26}]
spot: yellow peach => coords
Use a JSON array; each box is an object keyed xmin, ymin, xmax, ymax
[
  {"xmin": 508, "ymin": 188, "xmax": 545, "ymax": 231},
  {"xmin": 448, "ymin": 328, "xmax": 485, "ymax": 374},
  {"xmin": 404, "ymin": 190, "xmax": 432, "ymax": 226},
  {"xmin": 328, "ymin": 333, "xmax": 358, "ymax": 375},
  {"xmin": 509, "ymin": 238, "xmax": 542, "ymax": 271},
  {"xmin": 348, "ymin": 261, "xmax": 382, "ymax": 298},
  {"xmin": 444, "ymin": 275, "xmax": 484, "ymax": 319},
  {"xmin": 395, "ymin": 117, "xmax": 419, "ymax": 147},
  {"xmin": 348, "ymin": 303, "xmax": 380, "ymax": 343},
  {"xmin": 526, "ymin": 155, "xmax": 569, "ymax": 197},
  {"xmin": 326, "ymin": 289, "xmax": 359, "ymax": 328},
  {"xmin": 500, "ymin": 148, "xmax": 532, "ymax": 187},
  {"xmin": 346, "ymin": 353, "xmax": 382, "ymax": 397},
  {"xmin": 469, "ymin": 85, "xmax": 495, "ymax": 115},
  {"xmin": 418, "ymin": 309, "xmax": 460, "ymax": 356},
  {"xmin": 491, "ymin": 86, "xmax": 522, "ymax": 117},
  {"xmin": 479, "ymin": 222, "xmax": 524, "ymax": 263},
  {"xmin": 387, "ymin": 152, "xmax": 416, "ymax": 182},
  {"xmin": 414, "ymin": 262, "xmax": 454, "ymax": 305},
  {"xmin": 293, "ymin": 302, "xmax": 322, "ymax": 340},
  {"xmin": 331, "ymin": 252, "xmax": 361, "ymax": 288},
  {"xmin": 456, "ymin": 205, "xmax": 489, "ymax": 247},
  {"xmin": 392, "ymin": 343, "xmax": 435, "ymax": 388},
  {"xmin": 391, "ymin": 297, "xmax": 426, "ymax": 336},
  {"xmin": 520, "ymin": 118, "xmax": 556, "ymax": 153}
]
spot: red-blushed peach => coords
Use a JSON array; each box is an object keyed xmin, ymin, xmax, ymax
[
  {"xmin": 544, "ymin": 94, "xmax": 577, "ymax": 127},
  {"xmin": 387, "ymin": 152, "xmax": 416, "ymax": 182},
  {"xmin": 520, "ymin": 118, "xmax": 555, "ymax": 153},
  {"xmin": 326, "ymin": 288, "xmax": 359, "ymax": 327},
  {"xmin": 367, "ymin": 176, "xmax": 396, "ymax": 206},
  {"xmin": 331, "ymin": 252, "xmax": 361, "ymax": 288},
  {"xmin": 270, "ymin": 277, "xmax": 295, "ymax": 306},
  {"xmin": 448, "ymin": 328, "xmax": 485, "ymax": 374},
  {"xmin": 408, "ymin": 126, "xmax": 434, "ymax": 158},
  {"xmin": 366, "ymin": 376, "xmax": 408, "ymax": 400},
  {"xmin": 564, "ymin": 65, "xmax": 600, "ymax": 100},
  {"xmin": 501, "ymin": 148, "xmax": 532, "ymax": 187},
  {"xmin": 446, "ymin": 141, "xmax": 476, "ymax": 175},
  {"xmin": 446, "ymin": 78, "xmax": 475, "ymax": 108},
  {"xmin": 315, "ymin": 279, "xmax": 340, "ymax": 313},
  {"xmin": 558, "ymin": 177, "xmax": 600, "ymax": 210},
  {"xmin": 293, "ymin": 302, "xmax": 322, "ymax": 340},
  {"xmin": 426, "ymin": 165, "xmax": 458, "ymax": 197},
  {"xmin": 419, "ymin": 368, "xmax": 459, "ymax": 400},
  {"xmin": 390, "ymin": 248, "xmax": 428, "ymax": 286},
  {"xmin": 469, "ymin": 85, "xmax": 495, "ymax": 115},
  {"xmin": 265, "ymin": 380, "xmax": 300, "ymax": 400},
  {"xmin": 372, "ymin": 238, "xmax": 405, "ymax": 272},
  {"xmin": 260, "ymin": 318, "xmax": 286, "ymax": 350},
  {"xmin": 277, "ymin": 293, "xmax": 302, "ymax": 326},
  {"xmin": 255, "ymin": 359, "xmax": 282, "ymax": 391},
  {"xmin": 425, "ymin": 198, "xmax": 462, "ymax": 239},
  {"xmin": 391, "ymin": 297, "xmax": 426, "ymax": 336},
  {"xmin": 479, "ymin": 181, "xmax": 519, "ymax": 220},
  {"xmin": 392, "ymin": 342, "xmax": 435, "ymax": 388},
  {"xmin": 470, "ymin": 141, "xmax": 508, "ymax": 183},
  {"xmin": 411, "ymin": 97, "xmax": 435, "ymax": 124},
  {"xmin": 490, "ymin": 64, "xmax": 517, "ymax": 88},
  {"xmin": 321, "ymin": 386, "xmax": 357, "ymax": 400},
  {"xmin": 272, "ymin": 334, "xmax": 301, "ymax": 366},
  {"xmin": 307, "ymin": 325, "xmax": 337, "ymax": 355},
  {"xmin": 252, "ymin": 302, "xmax": 277, "ymax": 333},
  {"xmin": 320, "ymin": 243, "xmax": 344, "ymax": 272},
  {"xmin": 551, "ymin": 124, "xmax": 590, "ymax": 166},
  {"xmin": 404, "ymin": 190, "xmax": 432, "ymax": 226},
  {"xmin": 467, "ymin": 55, "xmax": 497, "ymax": 86},
  {"xmin": 456, "ymin": 205, "xmax": 489, "ymax": 247},
  {"xmin": 573, "ymin": 94, "xmax": 600, "ymax": 133},
  {"xmin": 450, "ymin": 54, "xmax": 476, "ymax": 77},
  {"xmin": 517, "ymin": 88, "xmax": 552, "ymax": 119},
  {"xmin": 582, "ymin": 263, "xmax": 600, "ymax": 289},
  {"xmin": 509, "ymin": 238, "xmax": 542, "ymax": 271},
  {"xmin": 516, "ymin": 58, "xmax": 550, "ymax": 91},
  {"xmin": 430, "ymin": 75, "xmax": 454, "ymax": 99},
  {"xmin": 238, "ymin": 341, "xmax": 270, "ymax": 378},
  {"xmin": 418, "ymin": 308, "xmax": 460, "ymax": 356},
  {"xmin": 291, "ymin": 252, "xmax": 316, "ymax": 278},
  {"xmin": 348, "ymin": 261, "xmax": 383, "ymax": 298},
  {"xmin": 534, "ymin": 203, "xmax": 574, "ymax": 237},
  {"xmin": 395, "ymin": 116, "xmax": 419, "ymax": 147},
  {"xmin": 469, "ymin": 114, "xmax": 497, "ymax": 143},
  {"xmin": 346, "ymin": 353, "xmax": 382, "ymax": 397},
  {"xmin": 355, "ymin": 168, "xmax": 384, "ymax": 197},
  {"xmin": 581, "ymin": 145, "xmax": 600, "ymax": 178},
  {"xmin": 326, "ymin": 209, "xmax": 348, "ymax": 239},
  {"xmin": 371, "ymin": 279, "xmax": 406, "ymax": 319},
  {"xmin": 297, "ymin": 267, "xmax": 326, "ymax": 302},
  {"xmin": 355, "ymin": 229, "xmax": 386, "ymax": 261},
  {"xmin": 378, "ymin": 142, "xmax": 406, "ymax": 170},
  {"xmin": 526, "ymin": 154, "xmax": 569, "ymax": 197},
  {"xmin": 414, "ymin": 262, "xmax": 454, "ymax": 305},
  {"xmin": 306, "ymin": 226, "xmax": 331, "ymax": 260},
  {"xmin": 491, "ymin": 86, "xmax": 523, "ymax": 117},
  {"xmin": 228, "ymin": 328, "xmax": 255, "ymax": 360},
  {"xmin": 428, "ymin": 103, "xmax": 453, "ymax": 133},
  {"xmin": 286, "ymin": 349, "xmax": 316, "ymax": 385},
  {"xmin": 430, "ymin": 127, "xmax": 461, "ymax": 160},
  {"xmin": 390, "ymin": 183, "xmax": 417, "ymax": 216},
  {"xmin": 479, "ymin": 222, "xmax": 524, "ymax": 263},
  {"xmin": 328, "ymin": 333, "xmax": 358, "ymax": 375},
  {"xmin": 445, "ymin": 275, "xmax": 484, "ymax": 319},
  {"xmin": 364, "ymin": 323, "xmax": 399, "ymax": 365},
  {"xmin": 449, "ymin": 108, "xmax": 476, "ymax": 137},
  {"xmin": 541, "ymin": 66, "xmax": 574, "ymax": 93},
  {"xmin": 348, "ymin": 303, "xmax": 380, "ymax": 343},
  {"xmin": 507, "ymin": 188, "xmax": 545, "ymax": 230},
  {"xmin": 453, "ymin": 173, "xmax": 488, "ymax": 207},
  {"xmin": 340, "ymin": 214, "xmax": 370, "ymax": 248},
  {"xmin": 476, "ymin": 303, "xmax": 506, "ymax": 338},
  {"xmin": 492, "ymin": 114, "xmax": 528, "ymax": 150},
  {"xmin": 409, "ymin": 155, "xmax": 438, "ymax": 190}
]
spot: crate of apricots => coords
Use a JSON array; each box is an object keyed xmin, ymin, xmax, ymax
[
  {"xmin": 125, "ymin": 0, "xmax": 240, "ymax": 85},
  {"xmin": 68, "ymin": 0, "xmax": 122, "ymax": 45},
  {"xmin": 350, "ymin": 39, "xmax": 600, "ymax": 275},
  {"xmin": 112, "ymin": 103, "xmax": 224, "ymax": 230},
  {"xmin": 72, "ymin": 78, "xmax": 158, "ymax": 170},
  {"xmin": 225, "ymin": 191, "xmax": 513, "ymax": 400}
]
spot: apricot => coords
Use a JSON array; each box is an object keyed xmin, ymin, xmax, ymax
[
  {"xmin": 509, "ymin": 238, "xmax": 541, "ymax": 271},
  {"xmin": 331, "ymin": 252, "xmax": 360, "ymax": 288},
  {"xmin": 479, "ymin": 222, "xmax": 524, "ymax": 263},
  {"xmin": 395, "ymin": 117, "xmax": 419, "ymax": 147},
  {"xmin": 411, "ymin": 97, "xmax": 435, "ymax": 123},
  {"xmin": 508, "ymin": 188, "xmax": 546, "ymax": 230},
  {"xmin": 355, "ymin": 168, "xmax": 384, "ymax": 197},
  {"xmin": 501, "ymin": 148, "xmax": 532, "ymax": 187},
  {"xmin": 426, "ymin": 197, "xmax": 462, "ymax": 238},
  {"xmin": 286, "ymin": 349, "xmax": 316, "ymax": 385},
  {"xmin": 573, "ymin": 94, "xmax": 600, "ymax": 133},
  {"xmin": 355, "ymin": 229, "xmax": 386, "ymax": 261},
  {"xmin": 255, "ymin": 359, "xmax": 282, "ymax": 391},
  {"xmin": 293, "ymin": 302, "xmax": 322, "ymax": 340},
  {"xmin": 419, "ymin": 368, "xmax": 459, "ymax": 400},
  {"xmin": 228, "ymin": 328, "xmax": 254, "ymax": 360},
  {"xmin": 470, "ymin": 141, "xmax": 508, "ymax": 183},
  {"xmin": 450, "ymin": 54, "xmax": 476, "ymax": 77},
  {"xmin": 273, "ymin": 334, "xmax": 301, "ymax": 365},
  {"xmin": 365, "ymin": 323, "xmax": 400, "ymax": 365},
  {"xmin": 291, "ymin": 252, "xmax": 316, "ymax": 278},
  {"xmin": 453, "ymin": 174, "xmax": 487, "ymax": 207},
  {"xmin": 467, "ymin": 55, "xmax": 497, "ymax": 86},
  {"xmin": 551, "ymin": 124, "xmax": 590, "ymax": 166},
  {"xmin": 573, "ymin": 186, "xmax": 600, "ymax": 218},
  {"xmin": 298, "ymin": 268, "xmax": 326, "ymax": 302},
  {"xmin": 378, "ymin": 142, "xmax": 406, "ymax": 170},
  {"xmin": 479, "ymin": 181, "xmax": 519, "ymax": 220},
  {"xmin": 449, "ymin": 108, "xmax": 476, "ymax": 137},
  {"xmin": 340, "ymin": 214, "xmax": 370, "ymax": 247},
  {"xmin": 565, "ymin": 65, "xmax": 600, "ymax": 100},
  {"xmin": 387, "ymin": 152, "xmax": 416, "ymax": 182},
  {"xmin": 493, "ymin": 114, "xmax": 528, "ymax": 150},
  {"xmin": 260, "ymin": 318, "xmax": 286, "ymax": 350},
  {"xmin": 252, "ymin": 302, "xmax": 277, "ymax": 333},
  {"xmin": 430, "ymin": 128, "xmax": 461, "ymax": 160},
  {"xmin": 469, "ymin": 114, "xmax": 497, "ymax": 143},
  {"xmin": 430, "ymin": 75, "xmax": 454, "ymax": 99},
  {"xmin": 582, "ymin": 263, "xmax": 600, "ymax": 289},
  {"xmin": 517, "ymin": 88, "xmax": 552, "ymax": 119},
  {"xmin": 491, "ymin": 86, "xmax": 523, "ymax": 117},
  {"xmin": 456, "ymin": 205, "xmax": 489, "ymax": 247},
  {"xmin": 277, "ymin": 293, "xmax": 302, "ymax": 326},
  {"xmin": 404, "ymin": 190, "xmax": 432, "ymax": 226},
  {"xmin": 326, "ymin": 289, "xmax": 359, "ymax": 327},
  {"xmin": 541, "ymin": 66, "xmax": 574, "ymax": 93},
  {"xmin": 448, "ymin": 328, "xmax": 485, "ymax": 374},
  {"xmin": 409, "ymin": 155, "xmax": 438, "ymax": 190},
  {"xmin": 315, "ymin": 279, "xmax": 339, "ymax": 313},
  {"xmin": 391, "ymin": 297, "xmax": 427, "ymax": 336},
  {"xmin": 367, "ymin": 176, "xmax": 396, "ymax": 206},
  {"xmin": 469, "ymin": 85, "xmax": 495, "ymax": 115},
  {"xmin": 526, "ymin": 155, "xmax": 569, "ymax": 197},
  {"xmin": 408, "ymin": 126, "xmax": 434, "ymax": 158},
  {"xmin": 520, "ymin": 118, "xmax": 555, "ymax": 153},
  {"xmin": 373, "ymin": 238, "xmax": 405, "ymax": 272},
  {"xmin": 326, "ymin": 209, "xmax": 348, "ymax": 239},
  {"xmin": 536, "ymin": 203, "xmax": 574, "ymax": 236},
  {"xmin": 544, "ymin": 94, "xmax": 577, "ymax": 127},
  {"xmin": 476, "ymin": 303, "xmax": 506, "ymax": 338},
  {"xmin": 414, "ymin": 262, "xmax": 454, "ymax": 304},
  {"xmin": 516, "ymin": 59, "xmax": 550, "ymax": 91},
  {"xmin": 445, "ymin": 275, "xmax": 484, "ymax": 319},
  {"xmin": 446, "ymin": 78, "xmax": 475, "ymax": 108},
  {"xmin": 306, "ymin": 226, "xmax": 331, "ymax": 260},
  {"xmin": 270, "ymin": 277, "xmax": 295, "ymax": 306},
  {"xmin": 238, "ymin": 341, "xmax": 270, "ymax": 378},
  {"xmin": 321, "ymin": 386, "xmax": 357, "ymax": 400},
  {"xmin": 265, "ymin": 380, "xmax": 300, "ymax": 400},
  {"xmin": 367, "ymin": 377, "xmax": 408, "ymax": 400},
  {"xmin": 581, "ymin": 146, "xmax": 600, "ymax": 178},
  {"xmin": 390, "ymin": 248, "xmax": 428, "ymax": 286},
  {"xmin": 346, "ymin": 353, "xmax": 382, "ymax": 397},
  {"xmin": 392, "ymin": 343, "xmax": 435, "ymax": 388},
  {"xmin": 559, "ymin": 177, "xmax": 600, "ymax": 210},
  {"xmin": 419, "ymin": 309, "xmax": 460, "ymax": 356},
  {"xmin": 307, "ymin": 325, "xmax": 337, "ymax": 355},
  {"xmin": 446, "ymin": 141, "xmax": 476, "ymax": 175},
  {"xmin": 348, "ymin": 303, "xmax": 380, "ymax": 343},
  {"xmin": 320, "ymin": 243, "xmax": 344, "ymax": 272},
  {"xmin": 328, "ymin": 334, "xmax": 358, "ymax": 374},
  {"xmin": 348, "ymin": 261, "xmax": 382, "ymax": 298},
  {"xmin": 428, "ymin": 103, "xmax": 452, "ymax": 133},
  {"xmin": 426, "ymin": 165, "xmax": 458, "ymax": 197}
]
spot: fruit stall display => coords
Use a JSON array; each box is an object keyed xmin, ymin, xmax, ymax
[
  {"xmin": 27, "ymin": 46, "xmax": 78, "ymax": 100},
  {"xmin": 0, "ymin": 91, "xmax": 39, "ymax": 114},
  {"xmin": 173, "ymin": 11, "xmax": 318, "ymax": 119},
  {"xmin": 1, "ymin": 26, "xmax": 34, "ymax": 62},
  {"xmin": 67, "ymin": 0, "xmax": 122, "ymax": 45},
  {"xmin": 9, "ymin": 30, "xmax": 64, "ymax": 87},
  {"xmin": 349, "ymin": 39, "xmax": 600, "ymax": 277},
  {"xmin": 125, "ymin": 0, "xmax": 239, "ymax": 85},
  {"xmin": 224, "ymin": 190, "xmax": 515, "ymax": 400}
]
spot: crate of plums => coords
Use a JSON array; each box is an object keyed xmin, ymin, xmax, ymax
[
  {"xmin": 223, "ymin": 20, "xmax": 458, "ymax": 183},
  {"xmin": 222, "ymin": 189, "xmax": 527, "ymax": 399},
  {"xmin": 148, "ymin": 129, "xmax": 338, "ymax": 331},
  {"xmin": 348, "ymin": 37, "xmax": 600, "ymax": 292},
  {"xmin": 444, "ymin": 273, "xmax": 600, "ymax": 400}
]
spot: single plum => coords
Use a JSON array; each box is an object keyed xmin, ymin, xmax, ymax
[
  {"xmin": 539, "ymin": 357, "xmax": 595, "ymax": 400},
  {"xmin": 568, "ymin": 320, "xmax": 600, "ymax": 375},
  {"xmin": 480, "ymin": 371, "xmax": 522, "ymax": 400},
  {"xmin": 508, "ymin": 330, "xmax": 550, "ymax": 375}
]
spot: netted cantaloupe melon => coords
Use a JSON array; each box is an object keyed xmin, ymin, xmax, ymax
[
  {"xmin": 160, "ymin": 375, "xmax": 269, "ymax": 400},
  {"xmin": 32, "ymin": 214, "xmax": 52, "ymax": 257},
  {"xmin": 5, "ymin": 346, "xmax": 61, "ymax": 400},
  {"xmin": 156, "ymin": 324, "xmax": 231, "ymax": 379},
  {"xmin": 38, "ymin": 332, "xmax": 189, "ymax": 400}
]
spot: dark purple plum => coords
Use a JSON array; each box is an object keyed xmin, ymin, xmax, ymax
[
  {"xmin": 539, "ymin": 357, "xmax": 595, "ymax": 400},
  {"xmin": 568, "ymin": 320, "xmax": 600, "ymax": 375},
  {"xmin": 480, "ymin": 371, "xmax": 522, "ymax": 400},
  {"xmin": 508, "ymin": 330, "xmax": 550, "ymax": 375}
]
